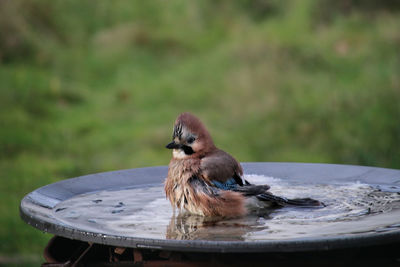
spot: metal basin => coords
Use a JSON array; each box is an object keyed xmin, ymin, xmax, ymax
[{"xmin": 20, "ymin": 162, "xmax": 400, "ymax": 253}]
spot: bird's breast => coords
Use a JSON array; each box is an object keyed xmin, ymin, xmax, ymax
[{"xmin": 165, "ymin": 158, "xmax": 201, "ymax": 209}]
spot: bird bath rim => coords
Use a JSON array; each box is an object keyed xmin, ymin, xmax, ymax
[{"xmin": 20, "ymin": 162, "xmax": 400, "ymax": 253}]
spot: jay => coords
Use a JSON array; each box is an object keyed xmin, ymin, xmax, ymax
[{"xmin": 165, "ymin": 113, "xmax": 323, "ymax": 217}]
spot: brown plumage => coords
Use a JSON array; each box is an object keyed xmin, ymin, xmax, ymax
[{"xmin": 164, "ymin": 112, "xmax": 323, "ymax": 218}]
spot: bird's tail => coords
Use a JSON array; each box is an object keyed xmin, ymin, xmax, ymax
[{"xmin": 257, "ymin": 193, "xmax": 324, "ymax": 207}]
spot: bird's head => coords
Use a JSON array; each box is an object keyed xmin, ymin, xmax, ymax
[{"xmin": 166, "ymin": 113, "xmax": 216, "ymax": 159}]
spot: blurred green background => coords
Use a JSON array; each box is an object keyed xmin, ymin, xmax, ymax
[{"xmin": 1, "ymin": 0, "xmax": 399, "ymax": 265}]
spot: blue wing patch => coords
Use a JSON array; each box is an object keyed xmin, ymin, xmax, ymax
[{"xmin": 211, "ymin": 178, "xmax": 238, "ymax": 190}]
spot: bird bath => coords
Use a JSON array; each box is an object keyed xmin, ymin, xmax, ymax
[{"xmin": 20, "ymin": 162, "xmax": 400, "ymax": 254}]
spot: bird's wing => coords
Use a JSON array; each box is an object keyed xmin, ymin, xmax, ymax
[
  {"xmin": 190, "ymin": 174, "xmax": 269, "ymax": 197},
  {"xmin": 199, "ymin": 175, "xmax": 270, "ymax": 197},
  {"xmin": 198, "ymin": 150, "xmax": 323, "ymax": 207},
  {"xmin": 200, "ymin": 149, "xmax": 245, "ymax": 185},
  {"xmin": 199, "ymin": 149, "xmax": 275, "ymax": 197},
  {"xmin": 257, "ymin": 192, "xmax": 325, "ymax": 207},
  {"xmin": 232, "ymin": 184, "xmax": 270, "ymax": 195}
]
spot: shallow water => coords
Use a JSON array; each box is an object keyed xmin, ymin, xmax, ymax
[{"xmin": 52, "ymin": 175, "xmax": 400, "ymax": 241}]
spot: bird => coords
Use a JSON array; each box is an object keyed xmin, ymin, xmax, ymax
[{"xmin": 164, "ymin": 112, "xmax": 323, "ymax": 217}]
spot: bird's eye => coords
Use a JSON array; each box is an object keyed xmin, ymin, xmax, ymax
[{"xmin": 187, "ymin": 136, "xmax": 195, "ymax": 144}]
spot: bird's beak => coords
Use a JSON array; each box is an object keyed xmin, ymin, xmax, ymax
[{"xmin": 166, "ymin": 141, "xmax": 181, "ymax": 149}]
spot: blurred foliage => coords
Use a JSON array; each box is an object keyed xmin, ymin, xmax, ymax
[{"xmin": 1, "ymin": 0, "xmax": 399, "ymax": 265}]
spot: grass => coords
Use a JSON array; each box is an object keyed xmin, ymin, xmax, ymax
[{"xmin": 1, "ymin": 0, "xmax": 399, "ymax": 265}]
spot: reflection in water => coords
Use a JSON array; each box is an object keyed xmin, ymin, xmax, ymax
[{"xmin": 166, "ymin": 211, "xmax": 272, "ymax": 241}]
